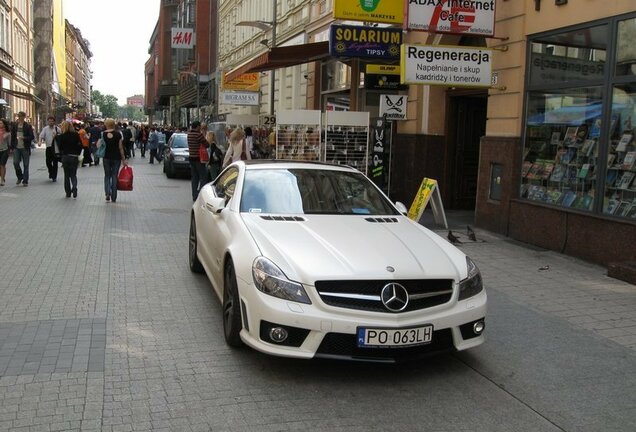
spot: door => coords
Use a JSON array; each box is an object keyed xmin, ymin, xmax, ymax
[{"xmin": 447, "ymin": 93, "xmax": 487, "ymax": 210}]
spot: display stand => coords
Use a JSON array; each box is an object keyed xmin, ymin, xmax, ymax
[
  {"xmin": 324, "ymin": 111, "xmax": 370, "ymax": 174},
  {"xmin": 408, "ymin": 178, "xmax": 448, "ymax": 229},
  {"xmin": 275, "ymin": 110, "xmax": 322, "ymax": 161}
]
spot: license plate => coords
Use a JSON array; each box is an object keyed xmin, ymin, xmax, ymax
[{"xmin": 357, "ymin": 325, "xmax": 433, "ymax": 348}]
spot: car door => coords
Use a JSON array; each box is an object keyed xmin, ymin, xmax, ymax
[{"xmin": 200, "ymin": 167, "xmax": 239, "ymax": 281}]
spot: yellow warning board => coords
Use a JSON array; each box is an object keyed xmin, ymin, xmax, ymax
[{"xmin": 408, "ymin": 177, "xmax": 447, "ymax": 228}]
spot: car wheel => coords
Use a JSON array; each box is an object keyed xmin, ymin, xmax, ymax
[
  {"xmin": 188, "ymin": 214, "xmax": 204, "ymax": 274},
  {"xmin": 166, "ymin": 161, "xmax": 175, "ymax": 179},
  {"xmin": 223, "ymin": 261, "xmax": 243, "ymax": 347}
]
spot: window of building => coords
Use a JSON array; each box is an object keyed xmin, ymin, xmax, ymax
[{"xmin": 521, "ymin": 13, "xmax": 636, "ymax": 221}]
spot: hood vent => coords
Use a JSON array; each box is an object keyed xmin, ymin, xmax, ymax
[
  {"xmin": 260, "ymin": 215, "xmax": 306, "ymax": 222},
  {"xmin": 365, "ymin": 217, "xmax": 399, "ymax": 223}
]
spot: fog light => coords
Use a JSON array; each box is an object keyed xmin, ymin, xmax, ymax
[
  {"xmin": 473, "ymin": 321, "xmax": 485, "ymax": 335},
  {"xmin": 269, "ymin": 327, "xmax": 288, "ymax": 343}
]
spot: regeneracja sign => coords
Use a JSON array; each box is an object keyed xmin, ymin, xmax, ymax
[
  {"xmin": 401, "ymin": 44, "xmax": 492, "ymax": 87},
  {"xmin": 330, "ymin": 24, "xmax": 402, "ymax": 59}
]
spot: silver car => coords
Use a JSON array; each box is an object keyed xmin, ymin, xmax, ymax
[{"xmin": 163, "ymin": 133, "xmax": 190, "ymax": 178}]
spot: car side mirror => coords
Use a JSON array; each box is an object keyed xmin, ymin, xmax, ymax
[
  {"xmin": 206, "ymin": 197, "xmax": 226, "ymax": 214},
  {"xmin": 395, "ymin": 201, "xmax": 408, "ymax": 215}
]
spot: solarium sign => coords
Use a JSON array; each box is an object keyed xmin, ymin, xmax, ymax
[
  {"xmin": 330, "ymin": 24, "xmax": 402, "ymax": 60},
  {"xmin": 406, "ymin": 0, "xmax": 496, "ymax": 37}
]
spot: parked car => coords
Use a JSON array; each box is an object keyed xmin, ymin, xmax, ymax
[
  {"xmin": 163, "ymin": 133, "xmax": 190, "ymax": 178},
  {"xmin": 189, "ymin": 161, "xmax": 487, "ymax": 362}
]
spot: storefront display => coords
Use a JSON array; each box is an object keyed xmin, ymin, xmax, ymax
[
  {"xmin": 324, "ymin": 111, "xmax": 370, "ymax": 174},
  {"xmin": 520, "ymin": 16, "xmax": 636, "ymax": 221}
]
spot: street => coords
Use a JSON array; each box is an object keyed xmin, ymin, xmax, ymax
[{"xmin": 0, "ymin": 148, "xmax": 634, "ymax": 432}]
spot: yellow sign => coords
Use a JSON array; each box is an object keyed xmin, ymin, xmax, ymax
[
  {"xmin": 408, "ymin": 178, "xmax": 437, "ymax": 221},
  {"xmin": 222, "ymin": 72, "xmax": 260, "ymax": 91},
  {"xmin": 333, "ymin": 0, "xmax": 403, "ymax": 25},
  {"xmin": 366, "ymin": 64, "xmax": 400, "ymax": 75}
]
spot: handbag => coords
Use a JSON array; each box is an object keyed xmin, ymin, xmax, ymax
[
  {"xmin": 95, "ymin": 133, "xmax": 106, "ymax": 158},
  {"xmin": 117, "ymin": 165, "xmax": 134, "ymax": 191},
  {"xmin": 199, "ymin": 144, "xmax": 209, "ymax": 162},
  {"xmin": 240, "ymin": 140, "xmax": 248, "ymax": 161}
]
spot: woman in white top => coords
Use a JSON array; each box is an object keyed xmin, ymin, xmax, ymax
[{"xmin": 222, "ymin": 127, "xmax": 251, "ymax": 167}]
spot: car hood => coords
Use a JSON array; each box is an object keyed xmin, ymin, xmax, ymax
[{"xmin": 241, "ymin": 214, "xmax": 467, "ymax": 284}]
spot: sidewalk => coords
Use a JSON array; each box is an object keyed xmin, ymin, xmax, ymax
[{"xmin": 423, "ymin": 209, "xmax": 636, "ymax": 352}]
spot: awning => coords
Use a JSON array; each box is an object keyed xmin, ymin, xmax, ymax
[
  {"xmin": 225, "ymin": 41, "xmax": 330, "ymax": 82},
  {"xmin": 2, "ymin": 88, "xmax": 45, "ymax": 105}
]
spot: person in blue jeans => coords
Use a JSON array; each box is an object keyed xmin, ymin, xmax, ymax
[
  {"xmin": 101, "ymin": 118, "xmax": 128, "ymax": 203},
  {"xmin": 10, "ymin": 111, "xmax": 34, "ymax": 186}
]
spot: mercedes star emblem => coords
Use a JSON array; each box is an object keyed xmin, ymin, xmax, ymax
[{"xmin": 380, "ymin": 283, "xmax": 409, "ymax": 312}]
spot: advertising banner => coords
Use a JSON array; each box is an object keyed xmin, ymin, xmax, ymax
[
  {"xmin": 401, "ymin": 44, "xmax": 492, "ymax": 88},
  {"xmin": 330, "ymin": 24, "xmax": 401, "ymax": 60},
  {"xmin": 370, "ymin": 117, "xmax": 387, "ymax": 189},
  {"xmin": 333, "ymin": 0, "xmax": 403, "ymax": 25},
  {"xmin": 222, "ymin": 72, "xmax": 260, "ymax": 91},
  {"xmin": 220, "ymin": 92, "xmax": 260, "ymax": 106},
  {"xmin": 171, "ymin": 28, "xmax": 195, "ymax": 49},
  {"xmin": 379, "ymin": 95, "xmax": 408, "ymax": 120},
  {"xmin": 365, "ymin": 65, "xmax": 406, "ymax": 90},
  {"xmin": 406, "ymin": 0, "xmax": 496, "ymax": 36}
]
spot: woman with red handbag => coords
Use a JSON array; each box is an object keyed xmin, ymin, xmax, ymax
[
  {"xmin": 102, "ymin": 118, "xmax": 128, "ymax": 203},
  {"xmin": 222, "ymin": 127, "xmax": 251, "ymax": 168}
]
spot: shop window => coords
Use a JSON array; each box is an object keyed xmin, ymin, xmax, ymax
[
  {"xmin": 522, "ymin": 14, "xmax": 636, "ymax": 221},
  {"xmin": 521, "ymin": 87, "xmax": 602, "ymax": 210},
  {"xmin": 604, "ymin": 83, "xmax": 636, "ymax": 217}
]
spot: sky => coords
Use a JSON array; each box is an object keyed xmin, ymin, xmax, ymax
[{"xmin": 63, "ymin": 0, "xmax": 159, "ymax": 105}]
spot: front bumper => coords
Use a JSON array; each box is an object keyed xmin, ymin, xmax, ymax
[{"xmin": 237, "ymin": 278, "xmax": 487, "ymax": 362}]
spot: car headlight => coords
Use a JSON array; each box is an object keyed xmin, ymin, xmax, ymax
[
  {"xmin": 252, "ymin": 257, "xmax": 311, "ymax": 304},
  {"xmin": 458, "ymin": 257, "xmax": 483, "ymax": 300}
]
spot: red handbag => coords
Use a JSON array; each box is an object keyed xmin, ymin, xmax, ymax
[
  {"xmin": 199, "ymin": 144, "xmax": 209, "ymax": 162},
  {"xmin": 117, "ymin": 165, "xmax": 134, "ymax": 191}
]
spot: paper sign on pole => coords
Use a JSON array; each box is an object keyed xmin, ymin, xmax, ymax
[
  {"xmin": 379, "ymin": 95, "xmax": 407, "ymax": 120},
  {"xmin": 408, "ymin": 178, "xmax": 448, "ymax": 229}
]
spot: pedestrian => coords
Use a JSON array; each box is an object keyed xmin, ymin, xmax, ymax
[
  {"xmin": 222, "ymin": 127, "xmax": 250, "ymax": 168},
  {"xmin": 0, "ymin": 119, "xmax": 11, "ymax": 186},
  {"xmin": 187, "ymin": 120, "xmax": 209, "ymax": 201},
  {"xmin": 102, "ymin": 118, "xmax": 128, "ymax": 203},
  {"xmin": 39, "ymin": 115, "xmax": 61, "ymax": 182},
  {"xmin": 57, "ymin": 120, "xmax": 82, "ymax": 198},
  {"xmin": 10, "ymin": 111, "xmax": 35, "ymax": 186},
  {"xmin": 205, "ymin": 130, "xmax": 223, "ymax": 181},
  {"xmin": 128, "ymin": 122, "xmax": 137, "ymax": 158},
  {"xmin": 88, "ymin": 121, "xmax": 102, "ymax": 166},
  {"xmin": 148, "ymin": 127, "xmax": 159, "ymax": 164},
  {"xmin": 121, "ymin": 123, "xmax": 133, "ymax": 159},
  {"xmin": 156, "ymin": 128, "xmax": 166, "ymax": 161},
  {"xmin": 139, "ymin": 125, "xmax": 148, "ymax": 158},
  {"xmin": 78, "ymin": 123, "xmax": 92, "ymax": 166},
  {"xmin": 244, "ymin": 126, "xmax": 255, "ymax": 158}
]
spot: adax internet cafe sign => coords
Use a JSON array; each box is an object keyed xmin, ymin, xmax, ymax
[
  {"xmin": 401, "ymin": 44, "xmax": 492, "ymax": 88},
  {"xmin": 406, "ymin": 0, "xmax": 496, "ymax": 37}
]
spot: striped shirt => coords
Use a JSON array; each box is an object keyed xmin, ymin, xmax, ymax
[{"xmin": 187, "ymin": 129, "xmax": 208, "ymax": 160}]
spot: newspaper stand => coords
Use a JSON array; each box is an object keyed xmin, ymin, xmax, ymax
[
  {"xmin": 275, "ymin": 110, "xmax": 322, "ymax": 161},
  {"xmin": 324, "ymin": 111, "xmax": 370, "ymax": 174}
]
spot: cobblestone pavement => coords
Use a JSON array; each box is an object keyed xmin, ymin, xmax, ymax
[{"xmin": 0, "ymin": 148, "xmax": 633, "ymax": 431}]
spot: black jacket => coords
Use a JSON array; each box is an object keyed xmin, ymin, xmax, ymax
[
  {"xmin": 10, "ymin": 121, "xmax": 35, "ymax": 153},
  {"xmin": 58, "ymin": 131, "xmax": 83, "ymax": 156}
]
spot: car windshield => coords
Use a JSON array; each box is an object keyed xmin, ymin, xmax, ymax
[
  {"xmin": 171, "ymin": 135, "xmax": 187, "ymax": 148},
  {"xmin": 239, "ymin": 168, "xmax": 398, "ymax": 215}
]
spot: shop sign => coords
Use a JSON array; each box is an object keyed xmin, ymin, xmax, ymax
[
  {"xmin": 330, "ymin": 24, "xmax": 401, "ymax": 59},
  {"xmin": 370, "ymin": 117, "xmax": 387, "ymax": 188},
  {"xmin": 333, "ymin": 0, "xmax": 403, "ymax": 25},
  {"xmin": 401, "ymin": 44, "xmax": 492, "ymax": 88},
  {"xmin": 379, "ymin": 95, "xmax": 407, "ymax": 120},
  {"xmin": 221, "ymin": 72, "xmax": 260, "ymax": 91},
  {"xmin": 365, "ymin": 65, "xmax": 407, "ymax": 90},
  {"xmin": 220, "ymin": 91, "xmax": 260, "ymax": 106},
  {"xmin": 408, "ymin": 177, "xmax": 448, "ymax": 228},
  {"xmin": 171, "ymin": 28, "xmax": 195, "ymax": 49},
  {"xmin": 406, "ymin": 0, "xmax": 496, "ymax": 37},
  {"xmin": 529, "ymin": 53, "xmax": 605, "ymax": 86}
]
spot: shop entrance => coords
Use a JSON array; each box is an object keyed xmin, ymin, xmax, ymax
[{"xmin": 446, "ymin": 91, "xmax": 488, "ymax": 210}]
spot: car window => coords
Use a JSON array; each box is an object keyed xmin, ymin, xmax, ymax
[
  {"xmin": 215, "ymin": 167, "xmax": 238, "ymax": 201},
  {"xmin": 170, "ymin": 134, "xmax": 188, "ymax": 148},
  {"xmin": 240, "ymin": 168, "xmax": 398, "ymax": 215}
]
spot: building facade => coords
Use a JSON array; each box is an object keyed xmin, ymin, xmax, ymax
[
  {"xmin": 127, "ymin": 94, "xmax": 144, "ymax": 107},
  {"xmin": 64, "ymin": 20, "xmax": 91, "ymax": 121}
]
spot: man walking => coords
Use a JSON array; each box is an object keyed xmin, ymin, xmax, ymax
[
  {"xmin": 39, "ymin": 116, "xmax": 61, "ymax": 182},
  {"xmin": 88, "ymin": 121, "xmax": 102, "ymax": 166},
  {"xmin": 187, "ymin": 120, "xmax": 209, "ymax": 201},
  {"xmin": 147, "ymin": 127, "xmax": 159, "ymax": 164},
  {"xmin": 10, "ymin": 111, "xmax": 35, "ymax": 186}
]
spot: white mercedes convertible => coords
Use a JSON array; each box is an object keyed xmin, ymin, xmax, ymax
[{"xmin": 189, "ymin": 161, "xmax": 486, "ymax": 362}]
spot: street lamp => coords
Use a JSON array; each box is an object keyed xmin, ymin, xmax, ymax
[{"xmin": 237, "ymin": 0, "xmax": 277, "ymax": 116}]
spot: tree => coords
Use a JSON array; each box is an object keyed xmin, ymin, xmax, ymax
[{"xmin": 90, "ymin": 90, "xmax": 118, "ymax": 118}]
